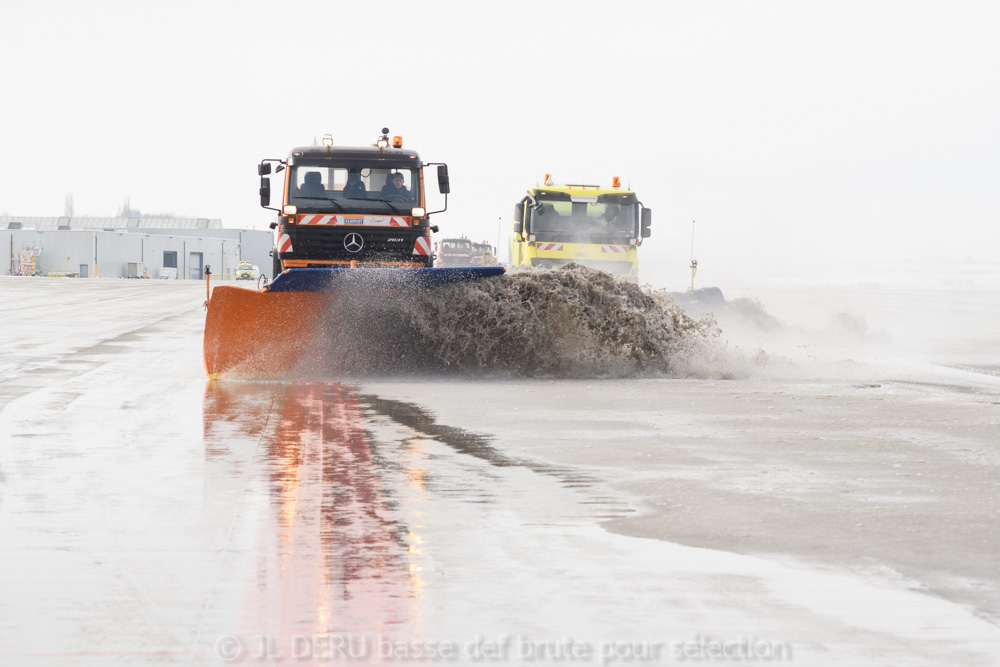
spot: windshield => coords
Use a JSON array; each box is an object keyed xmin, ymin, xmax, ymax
[
  {"xmin": 288, "ymin": 166, "xmax": 418, "ymax": 212},
  {"xmin": 529, "ymin": 200, "xmax": 636, "ymax": 240},
  {"xmin": 440, "ymin": 240, "xmax": 471, "ymax": 253}
]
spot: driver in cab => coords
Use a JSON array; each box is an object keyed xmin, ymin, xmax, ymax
[{"xmin": 380, "ymin": 173, "xmax": 410, "ymax": 201}]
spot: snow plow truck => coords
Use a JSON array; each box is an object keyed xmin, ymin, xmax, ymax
[
  {"xmin": 202, "ymin": 128, "xmax": 504, "ymax": 378},
  {"xmin": 434, "ymin": 237, "xmax": 474, "ymax": 267},
  {"xmin": 509, "ymin": 176, "xmax": 651, "ymax": 279}
]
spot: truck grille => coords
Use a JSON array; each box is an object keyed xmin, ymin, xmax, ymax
[{"xmin": 282, "ymin": 226, "xmax": 422, "ymax": 261}]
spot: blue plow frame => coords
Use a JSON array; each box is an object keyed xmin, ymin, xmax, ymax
[{"xmin": 265, "ymin": 266, "xmax": 505, "ymax": 292}]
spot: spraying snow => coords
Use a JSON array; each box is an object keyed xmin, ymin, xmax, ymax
[{"xmin": 301, "ymin": 264, "xmax": 719, "ymax": 378}]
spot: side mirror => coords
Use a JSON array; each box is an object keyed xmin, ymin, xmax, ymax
[
  {"xmin": 513, "ymin": 205, "xmax": 524, "ymax": 224},
  {"xmin": 641, "ymin": 208, "xmax": 652, "ymax": 238},
  {"xmin": 258, "ymin": 163, "xmax": 272, "ymax": 176},
  {"xmin": 260, "ymin": 177, "xmax": 271, "ymax": 208},
  {"xmin": 437, "ymin": 165, "xmax": 450, "ymax": 194},
  {"xmin": 513, "ymin": 221, "xmax": 523, "ymax": 235}
]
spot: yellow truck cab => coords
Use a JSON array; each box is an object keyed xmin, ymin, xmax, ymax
[
  {"xmin": 235, "ymin": 261, "xmax": 256, "ymax": 280},
  {"xmin": 509, "ymin": 176, "xmax": 651, "ymax": 279}
]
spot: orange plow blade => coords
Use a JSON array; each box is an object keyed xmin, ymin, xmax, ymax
[
  {"xmin": 203, "ymin": 267, "xmax": 505, "ymax": 379},
  {"xmin": 203, "ymin": 286, "xmax": 328, "ymax": 378}
]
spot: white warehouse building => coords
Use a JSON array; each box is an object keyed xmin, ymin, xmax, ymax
[{"xmin": 1, "ymin": 217, "xmax": 274, "ymax": 280}]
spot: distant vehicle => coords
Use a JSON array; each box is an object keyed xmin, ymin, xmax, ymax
[
  {"xmin": 235, "ymin": 261, "xmax": 256, "ymax": 280},
  {"xmin": 469, "ymin": 241, "xmax": 498, "ymax": 266},
  {"xmin": 126, "ymin": 261, "xmax": 148, "ymax": 279},
  {"xmin": 434, "ymin": 238, "xmax": 474, "ymax": 267},
  {"xmin": 509, "ymin": 175, "xmax": 651, "ymax": 280}
]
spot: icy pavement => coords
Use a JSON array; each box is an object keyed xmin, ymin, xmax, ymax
[{"xmin": 0, "ymin": 277, "xmax": 999, "ymax": 665}]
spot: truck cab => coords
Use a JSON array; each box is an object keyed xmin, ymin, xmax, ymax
[
  {"xmin": 434, "ymin": 237, "xmax": 474, "ymax": 267},
  {"xmin": 260, "ymin": 129, "xmax": 448, "ymax": 277},
  {"xmin": 470, "ymin": 241, "xmax": 496, "ymax": 266},
  {"xmin": 509, "ymin": 177, "xmax": 651, "ymax": 279}
]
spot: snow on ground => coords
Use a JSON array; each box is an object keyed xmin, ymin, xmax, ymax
[{"xmin": 0, "ymin": 269, "xmax": 998, "ymax": 665}]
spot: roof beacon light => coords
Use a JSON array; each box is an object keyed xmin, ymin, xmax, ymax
[
  {"xmin": 612, "ymin": 176, "xmax": 621, "ymax": 188},
  {"xmin": 376, "ymin": 127, "xmax": 390, "ymax": 149},
  {"xmin": 392, "ymin": 135, "xmax": 403, "ymax": 148},
  {"xmin": 544, "ymin": 173, "xmax": 553, "ymax": 186},
  {"xmin": 322, "ymin": 134, "xmax": 334, "ymax": 148}
]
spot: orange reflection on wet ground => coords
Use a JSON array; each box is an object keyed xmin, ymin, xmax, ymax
[{"xmin": 203, "ymin": 382, "xmax": 423, "ymax": 660}]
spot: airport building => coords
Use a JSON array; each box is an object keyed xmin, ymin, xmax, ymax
[{"xmin": 1, "ymin": 217, "xmax": 273, "ymax": 280}]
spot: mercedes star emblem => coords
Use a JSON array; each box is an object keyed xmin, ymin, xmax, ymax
[{"xmin": 344, "ymin": 233, "xmax": 364, "ymax": 253}]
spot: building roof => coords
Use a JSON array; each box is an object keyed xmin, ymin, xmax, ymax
[{"xmin": 1, "ymin": 217, "xmax": 222, "ymax": 230}]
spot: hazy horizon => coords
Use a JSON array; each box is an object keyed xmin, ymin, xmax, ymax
[{"xmin": 3, "ymin": 1, "xmax": 998, "ymax": 277}]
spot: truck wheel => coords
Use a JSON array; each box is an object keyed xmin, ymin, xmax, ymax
[{"xmin": 272, "ymin": 253, "xmax": 281, "ymax": 278}]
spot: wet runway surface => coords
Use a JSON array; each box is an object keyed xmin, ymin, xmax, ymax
[{"xmin": 2, "ymin": 278, "xmax": 999, "ymax": 665}]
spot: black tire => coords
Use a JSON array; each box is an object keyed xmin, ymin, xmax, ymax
[{"xmin": 272, "ymin": 251, "xmax": 281, "ymax": 278}]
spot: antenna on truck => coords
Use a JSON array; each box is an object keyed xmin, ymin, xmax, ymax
[{"xmin": 688, "ymin": 220, "xmax": 698, "ymax": 292}]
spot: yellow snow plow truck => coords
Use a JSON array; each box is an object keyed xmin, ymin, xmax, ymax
[{"xmin": 509, "ymin": 176, "xmax": 651, "ymax": 279}]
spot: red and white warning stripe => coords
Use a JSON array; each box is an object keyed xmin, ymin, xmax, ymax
[
  {"xmin": 412, "ymin": 236, "xmax": 432, "ymax": 256},
  {"xmin": 298, "ymin": 215, "xmax": 411, "ymax": 227},
  {"xmin": 277, "ymin": 233, "xmax": 293, "ymax": 253},
  {"xmin": 601, "ymin": 245, "xmax": 628, "ymax": 254},
  {"xmin": 536, "ymin": 243, "xmax": 564, "ymax": 252},
  {"xmin": 298, "ymin": 214, "xmax": 337, "ymax": 225}
]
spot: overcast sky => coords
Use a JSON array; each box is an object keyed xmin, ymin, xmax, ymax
[{"xmin": 3, "ymin": 0, "xmax": 998, "ymax": 287}]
